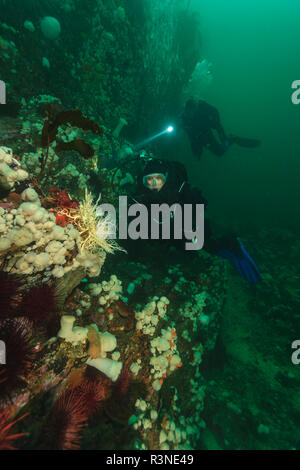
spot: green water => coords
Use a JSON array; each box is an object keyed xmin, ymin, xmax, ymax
[{"xmin": 173, "ymin": 0, "xmax": 300, "ymax": 232}]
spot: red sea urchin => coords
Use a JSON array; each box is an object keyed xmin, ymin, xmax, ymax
[
  {"xmin": 113, "ymin": 366, "xmax": 131, "ymax": 397},
  {"xmin": 0, "ymin": 318, "xmax": 35, "ymax": 400},
  {"xmin": 45, "ymin": 388, "xmax": 89, "ymax": 450},
  {"xmin": 0, "ymin": 271, "xmax": 21, "ymax": 319},
  {"xmin": 17, "ymin": 284, "xmax": 60, "ymax": 335},
  {"xmin": 65, "ymin": 367, "xmax": 111, "ymax": 417},
  {"xmin": 72, "ymin": 379, "xmax": 110, "ymax": 417},
  {"xmin": 0, "ymin": 407, "xmax": 29, "ymax": 450}
]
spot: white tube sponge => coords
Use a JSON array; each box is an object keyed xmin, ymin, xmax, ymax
[
  {"xmin": 57, "ymin": 315, "xmax": 76, "ymax": 338},
  {"xmin": 40, "ymin": 16, "xmax": 61, "ymax": 40},
  {"xmin": 0, "ymin": 237, "xmax": 11, "ymax": 251},
  {"xmin": 15, "ymin": 169, "xmax": 28, "ymax": 181},
  {"xmin": 0, "ymin": 163, "xmax": 16, "ymax": 187},
  {"xmin": 18, "ymin": 202, "xmax": 38, "ymax": 217},
  {"xmin": 100, "ymin": 332, "xmax": 117, "ymax": 355},
  {"xmin": 112, "ymin": 117, "xmax": 128, "ymax": 138},
  {"xmin": 0, "ymin": 147, "xmax": 28, "ymax": 190},
  {"xmin": 35, "ymin": 252, "xmax": 51, "ymax": 269},
  {"xmin": 9, "ymin": 228, "xmax": 33, "ymax": 247},
  {"xmin": 21, "ymin": 188, "xmax": 40, "ymax": 203},
  {"xmin": 58, "ymin": 315, "xmax": 75, "ymax": 337},
  {"xmin": 170, "ymin": 354, "xmax": 182, "ymax": 371},
  {"xmin": 86, "ymin": 357, "xmax": 123, "ymax": 382},
  {"xmin": 58, "ymin": 315, "xmax": 88, "ymax": 344},
  {"xmin": 52, "ymin": 265, "xmax": 65, "ymax": 278}
]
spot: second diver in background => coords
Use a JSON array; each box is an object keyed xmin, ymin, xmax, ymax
[{"xmin": 181, "ymin": 98, "xmax": 261, "ymax": 159}]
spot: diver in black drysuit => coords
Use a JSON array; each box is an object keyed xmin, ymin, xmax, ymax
[
  {"xmin": 181, "ymin": 99, "xmax": 261, "ymax": 159},
  {"xmin": 125, "ymin": 158, "xmax": 261, "ymax": 283}
]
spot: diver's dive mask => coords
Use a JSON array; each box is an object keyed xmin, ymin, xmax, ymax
[{"xmin": 142, "ymin": 172, "xmax": 168, "ymax": 191}]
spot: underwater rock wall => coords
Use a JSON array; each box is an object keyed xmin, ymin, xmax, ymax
[
  {"xmin": 0, "ymin": 0, "xmax": 231, "ymax": 451},
  {"xmin": 0, "ymin": 248, "xmax": 227, "ymax": 450},
  {"xmin": 75, "ymin": 0, "xmax": 202, "ymax": 135},
  {"xmin": 0, "ymin": 88, "xmax": 228, "ymax": 450},
  {"xmin": 0, "ymin": 0, "xmax": 201, "ymax": 137}
]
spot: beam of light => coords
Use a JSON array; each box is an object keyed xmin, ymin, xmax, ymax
[{"xmin": 134, "ymin": 125, "xmax": 174, "ymax": 149}]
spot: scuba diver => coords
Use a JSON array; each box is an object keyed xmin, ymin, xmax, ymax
[
  {"xmin": 125, "ymin": 156, "xmax": 261, "ymax": 283},
  {"xmin": 181, "ymin": 98, "xmax": 261, "ymax": 159}
]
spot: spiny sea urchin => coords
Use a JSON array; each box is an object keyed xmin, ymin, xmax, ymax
[
  {"xmin": 113, "ymin": 366, "xmax": 131, "ymax": 397},
  {"xmin": 0, "ymin": 318, "xmax": 36, "ymax": 400},
  {"xmin": 73, "ymin": 380, "xmax": 110, "ymax": 417},
  {"xmin": 0, "ymin": 407, "xmax": 29, "ymax": 450},
  {"xmin": 45, "ymin": 388, "xmax": 89, "ymax": 450},
  {"xmin": 0, "ymin": 271, "xmax": 21, "ymax": 319},
  {"xmin": 65, "ymin": 368, "xmax": 111, "ymax": 417},
  {"xmin": 17, "ymin": 284, "xmax": 60, "ymax": 335}
]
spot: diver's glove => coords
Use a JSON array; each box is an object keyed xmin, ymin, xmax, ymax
[{"xmin": 217, "ymin": 238, "xmax": 261, "ymax": 283}]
